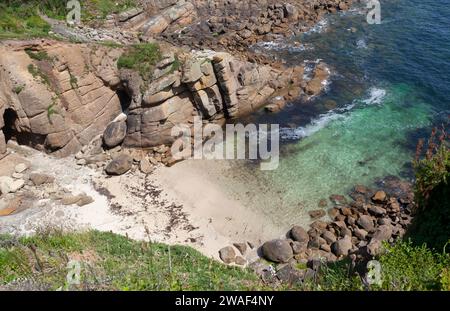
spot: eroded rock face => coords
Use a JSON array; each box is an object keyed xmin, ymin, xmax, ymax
[
  {"xmin": 0, "ymin": 36, "xmax": 318, "ymax": 156},
  {"xmin": 123, "ymin": 49, "xmax": 301, "ymax": 148},
  {"xmin": 0, "ymin": 40, "xmax": 123, "ymax": 157}
]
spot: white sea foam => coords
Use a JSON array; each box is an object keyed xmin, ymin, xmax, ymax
[
  {"xmin": 305, "ymin": 19, "xmax": 329, "ymax": 35},
  {"xmin": 253, "ymin": 41, "xmax": 313, "ymax": 53},
  {"xmin": 356, "ymin": 38, "xmax": 368, "ymax": 49},
  {"xmin": 279, "ymin": 104, "xmax": 353, "ymax": 141},
  {"xmin": 362, "ymin": 87, "xmax": 387, "ymax": 105}
]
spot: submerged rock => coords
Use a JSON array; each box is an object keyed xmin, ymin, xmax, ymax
[{"xmin": 309, "ymin": 209, "xmax": 326, "ymax": 220}]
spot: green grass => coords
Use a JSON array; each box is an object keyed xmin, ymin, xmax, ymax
[
  {"xmin": 0, "ymin": 0, "xmax": 137, "ymax": 39},
  {"xmin": 1, "ymin": 230, "xmax": 449, "ymax": 291},
  {"xmin": 0, "ymin": 230, "xmax": 265, "ymax": 291},
  {"xmin": 13, "ymin": 85, "xmax": 25, "ymax": 94},
  {"xmin": 117, "ymin": 43, "xmax": 163, "ymax": 81},
  {"xmin": 27, "ymin": 64, "xmax": 50, "ymax": 86},
  {"xmin": 25, "ymin": 48, "xmax": 51, "ymax": 61},
  {"xmin": 0, "ymin": 2, "xmax": 51, "ymax": 39}
]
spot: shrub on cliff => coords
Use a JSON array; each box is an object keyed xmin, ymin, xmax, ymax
[
  {"xmin": 117, "ymin": 43, "xmax": 163, "ymax": 81},
  {"xmin": 409, "ymin": 124, "xmax": 450, "ymax": 250}
]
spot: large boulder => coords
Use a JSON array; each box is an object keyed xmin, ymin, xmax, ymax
[
  {"xmin": 290, "ymin": 226, "xmax": 309, "ymax": 243},
  {"xmin": 357, "ymin": 215, "xmax": 375, "ymax": 232},
  {"xmin": 331, "ymin": 236, "xmax": 352, "ymax": 257},
  {"xmin": 262, "ymin": 239, "xmax": 293, "ymax": 263},
  {"xmin": 105, "ymin": 154, "xmax": 133, "ymax": 175},
  {"xmin": 219, "ymin": 246, "xmax": 236, "ymax": 264},
  {"xmin": 103, "ymin": 121, "xmax": 127, "ymax": 148}
]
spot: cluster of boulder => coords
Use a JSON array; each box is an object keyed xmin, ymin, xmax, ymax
[
  {"xmin": 0, "ymin": 143, "xmax": 94, "ymax": 218},
  {"xmin": 73, "ymin": 126, "xmax": 176, "ymax": 176},
  {"xmin": 219, "ymin": 178, "xmax": 416, "ymax": 285},
  {"xmin": 158, "ymin": 0, "xmax": 352, "ymax": 60}
]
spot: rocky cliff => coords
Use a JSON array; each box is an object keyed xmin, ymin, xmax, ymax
[
  {"xmin": 0, "ymin": 0, "xmax": 342, "ymax": 160},
  {"xmin": 0, "ymin": 40, "xmax": 313, "ymax": 158}
]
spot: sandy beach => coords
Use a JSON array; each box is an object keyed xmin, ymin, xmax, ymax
[{"xmin": 0, "ymin": 145, "xmax": 286, "ymax": 261}]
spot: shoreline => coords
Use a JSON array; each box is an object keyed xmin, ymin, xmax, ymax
[{"xmin": 0, "ymin": 144, "xmax": 287, "ymax": 262}]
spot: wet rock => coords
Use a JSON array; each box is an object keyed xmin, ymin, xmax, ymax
[
  {"xmin": 354, "ymin": 184, "xmax": 370, "ymax": 194},
  {"xmin": 328, "ymin": 207, "xmax": 340, "ymax": 219},
  {"xmin": 105, "ymin": 154, "xmax": 132, "ymax": 175},
  {"xmin": 357, "ymin": 215, "xmax": 375, "ymax": 232},
  {"xmin": 219, "ymin": 246, "xmax": 236, "ymax": 264},
  {"xmin": 290, "ymin": 226, "xmax": 309, "ymax": 243},
  {"xmin": 372, "ymin": 190, "xmax": 387, "ymax": 203},
  {"xmin": 341, "ymin": 206, "xmax": 353, "ymax": 216},
  {"xmin": 331, "ymin": 235, "xmax": 352, "ymax": 257},
  {"xmin": 103, "ymin": 121, "xmax": 127, "ymax": 149},
  {"xmin": 309, "ymin": 209, "xmax": 326, "ymax": 220},
  {"xmin": 318, "ymin": 199, "xmax": 328, "ymax": 208},
  {"xmin": 262, "ymin": 239, "xmax": 293, "ymax": 263},
  {"xmin": 30, "ymin": 173, "xmax": 55, "ymax": 186},
  {"xmin": 329, "ymin": 194, "xmax": 347, "ymax": 205}
]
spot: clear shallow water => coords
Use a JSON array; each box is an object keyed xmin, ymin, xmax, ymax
[{"xmin": 215, "ymin": 0, "xmax": 450, "ymax": 226}]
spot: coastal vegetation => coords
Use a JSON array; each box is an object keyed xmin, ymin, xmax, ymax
[
  {"xmin": 0, "ymin": 230, "xmax": 265, "ymax": 291},
  {"xmin": 117, "ymin": 43, "xmax": 163, "ymax": 80},
  {"xmin": 0, "ymin": 0, "xmax": 137, "ymax": 39}
]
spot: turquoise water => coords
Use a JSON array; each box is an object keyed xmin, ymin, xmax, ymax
[{"xmin": 216, "ymin": 0, "xmax": 450, "ymax": 226}]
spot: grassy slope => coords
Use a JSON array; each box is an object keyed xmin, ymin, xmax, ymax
[
  {"xmin": 0, "ymin": 230, "xmax": 269, "ymax": 291},
  {"xmin": 0, "ymin": 0, "xmax": 137, "ymax": 39},
  {"xmin": 1, "ymin": 230, "xmax": 449, "ymax": 291}
]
